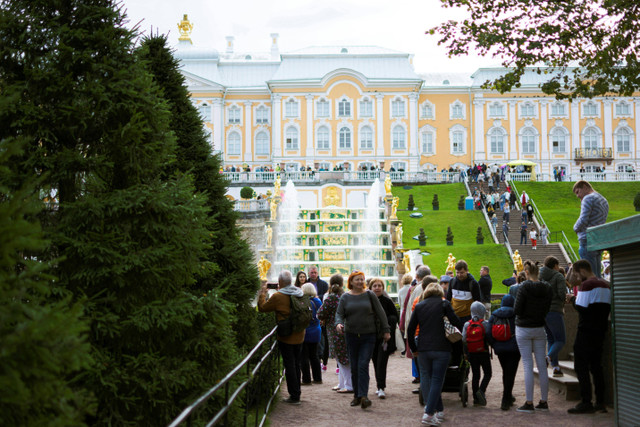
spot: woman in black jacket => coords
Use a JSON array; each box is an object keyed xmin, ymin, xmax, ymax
[
  {"xmin": 407, "ymin": 283, "xmax": 463, "ymax": 426},
  {"xmin": 370, "ymin": 278, "xmax": 398, "ymax": 399},
  {"xmin": 513, "ymin": 260, "xmax": 553, "ymax": 413}
]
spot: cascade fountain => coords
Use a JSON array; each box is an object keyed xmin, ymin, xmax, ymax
[{"xmin": 270, "ymin": 179, "xmax": 399, "ymax": 297}]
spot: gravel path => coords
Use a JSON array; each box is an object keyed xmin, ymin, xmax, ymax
[{"xmin": 267, "ymin": 353, "xmax": 614, "ymax": 426}]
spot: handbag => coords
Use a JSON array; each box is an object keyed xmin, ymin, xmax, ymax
[
  {"xmin": 367, "ymin": 291, "xmax": 385, "ymax": 340},
  {"xmin": 442, "ymin": 301, "xmax": 462, "ymax": 342},
  {"xmin": 395, "ymin": 326, "xmax": 405, "ymax": 353}
]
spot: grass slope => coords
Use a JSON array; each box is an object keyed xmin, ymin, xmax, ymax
[
  {"xmin": 512, "ymin": 181, "xmax": 640, "ymax": 256},
  {"xmin": 393, "ymin": 183, "xmax": 513, "ymax": 294}
]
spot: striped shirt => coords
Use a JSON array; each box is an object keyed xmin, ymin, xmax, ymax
[{"xmin": 574, "ymin": 192, "xmax": 609, "ymax": 241}]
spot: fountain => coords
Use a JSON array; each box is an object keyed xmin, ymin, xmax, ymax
[{"xmin": 269, "ymin": 180, "xmax": 399, "ymax": 296}]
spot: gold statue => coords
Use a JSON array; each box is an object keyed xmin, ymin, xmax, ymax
[
  {"xmin": 177, "ymin": 14, "xmax": 194, "ymax": 42},
  {"xmin": 513, "ymin": 250, "xmax": 523, "ymax": 273},
  {"xmin": 273, "ymin": 177, "xmax": 281, "ymax": 197},
  {"xmin": 257, "ymin": 256, "xmax": 271, "ymax": 281},
  {"xmin": 403, "ymin": 252, "xmax": 411, "ymax": 274},
  {"xmin": 270, "ymin": 199, "xmax": 278, "ymax": 221},
  {"xmin": 324, "ymin": 186, "xmax": 341, "ymax": 207},
  {"xmin": 266, "ymin": 225, "xmax": 273, "ymax": 248},
  {"xmin": 446, "ymin": 253, "xmax": 456, "ymax": 272},
  {"xmin": 384, "ymin": 175, "xmax": 392, "ymax": 195},
  {"xmin": 602, "ymin": 250, "xmax": 610, "ymax": 260},
  {"xmin": 390, "ymin": 196, "xmax": 399, "ymax": 220},
  {"xmin": 395, "ymin": 224, "xmax": 403, "ymax": 246}
]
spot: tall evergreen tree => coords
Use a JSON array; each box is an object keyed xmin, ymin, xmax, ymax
[
  {"xmin": 0, "ymin": 138, "xmax": 93, "ymax": 425},
  {"xmin": 1, "ymin": 1, "xmax": 239, "ymax": 424},
  {"xmin": 136, "ymin": 35, "xmax": 260, "ymax": 349}
]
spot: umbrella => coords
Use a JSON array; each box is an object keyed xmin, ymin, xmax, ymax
[{"xmin": 506, "ymin": 160, "xmax": 537, "ymax": 166}]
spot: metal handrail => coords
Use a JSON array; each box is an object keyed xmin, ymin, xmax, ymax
[
  {"xmin": 560, "ymin": 231, "xmax": 579, "ymax": 262},
  {"xmin": 169, "ymin": 326, "xmax": 282, "ymax": 427}
]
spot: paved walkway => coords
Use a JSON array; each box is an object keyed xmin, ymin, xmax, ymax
[{"xmin": 267, "ymin": 353, "xmax": 614, "ymax": 426}]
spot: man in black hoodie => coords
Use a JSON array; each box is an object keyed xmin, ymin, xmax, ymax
[{"xmin": 567, "ymin": 260, "xmax": 611, "ymax": 414}]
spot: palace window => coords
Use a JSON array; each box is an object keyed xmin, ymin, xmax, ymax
[
  {"xmin": 227, "ymin": 132, "xmax": 241, "ymax": 155},
  {"xmin": 256, "ymin": 132, "xmax": 269, "ymax": 155},
  {"xmin": 451, "ymin": 102, "xmax": 464, "ymax": 119},
  {"xmin": 489, "ymin": 127, "xmax": 506, "ymax": 153},
  {"xmin": 317, "ymin": 99, "xmax": 330, "ymax": 118},
  {"xmin": 359, "ymin": 99, "xmax": 373, "ymax": 117},
  {"xmin": 583, "ymin": 127, "xmax": 600, "ymax": 150},
  {"xmin": 285, "ymin": 99, "xmax": 298, "ymax": 118},
  {"xmin": 616, "ymin": 127, "xmax": 631, "ymax": 152},
  {"xmin": 616, "ymin": 101, "xmax": 631, "ymax": 116},
  {"xmin": 199, "ymin": 103, "xmax": 211, "ymax": 121},
  {"xmin": 550, "ymin": 127, "xmax": 567, "ymax": 153},
  {"xmin": 489, "ymin": 102, "xmax": 504, "ymax": 118},
  {"xmin": 256, "ymin": 106, "xmax": 269, "ymax": 124},
  {"xmin": 392, "ymin": 125, "xmax": 406, "ymax": 149},
  {"xmin": 339, "ymin": 127, "xmax": 351, "ymax": 149},
  {"xmin": 392, "ymin": 99, "xmax": 405, "ymax": 117},
  {"xmin": 521, "ymin": 127, "xmax": 537, "ymax": 153},
  {"xmin": 520, "ymin": 102, "xmax": 535, "ymax": 117},
  {"xmin": 317, "ymin": 126, "xmax": 330, "ymax": 150},
  {"xmin": 583, "ymin": 101, "xmax": 598, "ymax": 117},
  {"xmin": 338, "ymin": 98, "xmax": 351, "ymax": 117},
  {"xmin": 421, "ymin": 131, "xmax": 434, "ymax": 154},
  {"xmin": 285, "ymin": 127, "xmax": 299, "ymax": 149},
  {"xmin": 360, "ymin": 126, "xmax": 373, "ymax": 149},
  {"xmin": 551, "ymin": 102, "xmax": 566, "ymax": 117},
  {"xmin": 228, "ymin": 106, "xmax": 241, "ymax": 124},
  {"xmin": 421, "ymin": 102, "xmax": 434, "ymax": 119}
]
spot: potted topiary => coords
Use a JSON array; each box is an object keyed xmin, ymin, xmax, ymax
[
  {"xmin": 408, "ymin": 194, "xmax": 415, "ymax": 211},
  {"xmin": 458, "ymin": 195, "xmax": 465, "ymax": 210},
  {"xmin": 240, "ymin": 186, "xmax": 255, "ymax": 199},
  {"xmin": 432, "ymin": 194, "xmax": 440, "ymax": 211},
  {"xmin": 446, "ymin": 227, "xmax": 454, "ymax": 246},
  {"xmin": 418, "ymin": 228, "xmax": 427, "ymax": 246},
  {"xmin": 476, "ymin": 226, "xmax": 484, "ymax": 244},
  {"xmin": 634, "ymin": 192, "xmax": 640, "ymax": 211}
]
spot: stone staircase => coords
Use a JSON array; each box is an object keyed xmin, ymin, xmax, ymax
[{"xmin": 533, "ymin": 354, "xmax": 581, "ymax": 401}]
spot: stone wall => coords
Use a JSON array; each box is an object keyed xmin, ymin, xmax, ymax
[{"xmin": 236, "ymin": 212, "xmax": 269, "ymax": 264}]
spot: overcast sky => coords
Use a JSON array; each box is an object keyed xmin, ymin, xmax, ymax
[{"xmin": 120, "ymin": 0, "xmax": 499, "ymax": 74}]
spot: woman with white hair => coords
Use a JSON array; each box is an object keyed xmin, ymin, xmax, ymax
[{"xmin": 300, "ymin": 283, "xmax": 323, "ymax": 385}]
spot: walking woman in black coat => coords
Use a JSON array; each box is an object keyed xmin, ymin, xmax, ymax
[{"xmin": 370, "ymin": 278, "xmax": 398, "ymax": 399}]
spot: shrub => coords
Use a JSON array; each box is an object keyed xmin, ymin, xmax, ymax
[
  {"xmin": 240, "ymin": 186, "xmax": 255, "ymax": 199},
  {"xmin": 634, "ymin": 192, "xmax": 640, "ymax": 211}
]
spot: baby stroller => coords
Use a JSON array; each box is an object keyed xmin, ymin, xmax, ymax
[{"xmin": 419, "ymin": 343, "xmax": 470, "ymax": 407}]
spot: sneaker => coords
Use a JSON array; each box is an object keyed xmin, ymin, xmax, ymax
[
  {"xmin": 568, "ymin": 402, "xmax": 595, "ymax": 414},
  {"xmin": 593, "ymin": 403, "xmax": 608, "ymax": 413},
  {"xmin": 535, "ymin": 401, "xmax": 549, "ymax": 411},
  {"xmin": 336, "ymin": 367, "xmax": 339, "ymax": 375},
  {"xmin": 435, "ymin": 411, "xmax": 445, "ymax": 421},
  {"xmin": 378, "ymin": 389, "xmax": 386, "ymax": 399},
  {"xmin": 321, "ymin": 363, "xmax": 327, "ymax": 371},
  {"xmin": 412, "ymin": 388, "xmax": 420, "ymax": 394},
  {"xmin": 360, "ymin": 397, "xmax": 372, "ymax": 409},
  {"xmin": 412, "ymin": 378, "xmax": 420, "ymax": 384},
  {"xmin": 553, "ymin": 367, "xmax": 564, "ymax": 377},
  {"xmin": 349, "ymin": 397, "xmax": 362, "ymax": 407},
  {"xmin": 283, "ymin": 397, "xmax": 301, "ymax": 405},
  {"xmin": 516, "ymin": 402, "xmax": 535, "ymax": 413},
  {"xmin": 421, "ymin": 413, "xmax": 441, "ymax": 426},
  {"xmin": 475, "ymin": 390, "xmax": 487, "ymax": 406}
]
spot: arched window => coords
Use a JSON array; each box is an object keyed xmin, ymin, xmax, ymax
[
  {"xmin": 317, "ymin": 126, "xmax": 330, "ymax": 150},
  {"xmin": 360, "ymin": 126, "xmax": 373, "ymax": 149},
  {"xmin": 583, "ymin": 127, "xmax": 600, "ymax": 150},
  {"xmin": 256, "ymin": 132, "xmax": 269, "ymax": 154},
  {"xmin": 199, "ymin": 103, "xmax": 211, "ymax": 121},
  {"xmin": 392, "ymin": 125, "xmax": 406, "ymax": 149},
  {"xmin": 421, "ymin": 102, "xmax": 434, "ymax": 119},
  {"xmin": 550, "ymin": 127, "xmax": 568, "ymax": 153},
  {"xmin": 228, "ymin": 132, "xmax": 241, "ymax": 155},
  {"xmin": 339, "ymin": 127, "xmax": 351, "ymax": 149},
  {"xmin": 488, "ymin": 127, "xmax": 506, "ymax": 153},
  {"xmin": 338, "ymin": 98, "xmax": 351, "ymax": 117},
  {"xmin": 521, "ymin": 127, "xmax": 537, "ymax": 153},
  {"xmin": 285, "ymin": 127, "xmax": 299, "ymax": 149},
  {"xmin": 616, "ymin": 127, "xmax": 631, "ymax": 152}
]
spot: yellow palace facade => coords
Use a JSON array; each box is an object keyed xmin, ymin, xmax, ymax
[{"xmin": 174, "ymin": 23, "xmax": 640, "ymax": 179}]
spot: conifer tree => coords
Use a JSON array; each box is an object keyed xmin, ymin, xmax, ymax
[
  {"xmin": 0, "ymin": 138, "xmax": 93, "ymax": 425},
  {"xmin": 136, "ymin": 34, "xmax": 260, "ymax": 349},
  {"xmin": 0, "ymin": 2, "xmax": 236, "ymax": 424}
]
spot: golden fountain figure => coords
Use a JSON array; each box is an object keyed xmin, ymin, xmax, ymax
[
  {"xmin": 390, "ymin": 196, "xmax": 399, "ymax": 220},
  {"xmin": 177, "ymin": 14, "xmax": 194, "ymax": 43},
  {"xmin": 395, "ymin": 223, "xmax": 403, "ymax": 246},
  {"xmin": 513, "ymin": 250, "xmax": 524, "ymax": 273},
  {"xmin": 445, "ymin": 253, "xmax": 456, "ymax": 272},
  {"xmin": 403, "ymin": 252, "xmax": 411, "ymax": 274},
  {"xmin": 270, "ymin": 199, "xmax": 278, "ymax": 221},
  {"xmin": 384, "ymin": 175, "xmax": 392, "ymax": 195},
  {"xmin": 273, "ymin": 176, "xmax": 281, "ymax": 197},
  {"xmin": 257, "ymin": 256, "xmax": 271, "ymax": 281},
  {"xmin": 266, "ymin": 225, "xmax": 273, "ymax": 248}
]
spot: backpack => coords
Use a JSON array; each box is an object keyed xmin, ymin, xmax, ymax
[
  {"xmin": 277, "ymin": 294, "xmax": 313, "ymax": 337},
  {"xmin": 466, "ymin": 319, "xmax": 487, "ymax": 353},
  {"xmin": 491, "ymin": 317, "xmax": 512, "ymax": 342}
]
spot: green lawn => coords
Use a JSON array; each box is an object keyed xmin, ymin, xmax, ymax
[
  {"xmin": 392, "ymin": 183, "xmax": 514, "ymax": 293},
  {"xmin": 512, "ymin": 181, "xmax": 640, "ymax": 257}
]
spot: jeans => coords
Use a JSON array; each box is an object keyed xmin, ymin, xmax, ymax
[
  {"xmin": 544, "ymin": 311, "xmax": 566, "ymax": 367},
  {"xmin": 520, "ymin": 233, "xmax": 527, "ymax": 245},
  {"xmin": 278, "ymin": 341, "xmax": 303, "ymax": 400},
  {"xmin": 579, "ymin": 240, "xmax": 602, "ymax": 278},
  {"xmin": 497, "ymin": 352, "xmax": 521, "ymax": 402},
  {"xmin": 346, "ymin": 332, "xmax": 376, "ymax": 398},
  {"xmin": 418, "ymin": 350, "xmax": 451, "ymax": 416},
  {"xmin": 469, "ymin": 352, "xmax": 492, "ymax": 396},
  {"xmin": 301, "ymin": 341, "xmax": 322, "ymax": 383},
  {"xmin": 503, "ymin": 211, "xmax": 510, "ymax": 223},
  {"xmin": 516, "ymin": 326, "xmax": 548, "ymax": 402},
  {"xmin": 372, "ymin": 340, "xmax": 391, "ymax": 390},
  {"xmin": 574, "ymin": 329, "xmax": 607, "ymax": 404}
]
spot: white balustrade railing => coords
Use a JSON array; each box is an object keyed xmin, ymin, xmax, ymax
[{"xmin": 233, "ymin": 199, "xmax": 269, "ymax": 212}]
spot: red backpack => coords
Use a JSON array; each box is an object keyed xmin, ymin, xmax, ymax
[
  {"xmin": 491, "ymin": 317, "xmax": 512, "ymax": 342},
  {"xmin": 466, "ymin": 319, "xmax": 487, "ymax": 353}
]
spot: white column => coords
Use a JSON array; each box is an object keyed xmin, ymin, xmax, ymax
[
  {"xmin": 212, "ymin": 99, "xmax": 223, "ymax": 154},
  {"xmin": 376, "ymin": 94, "xmax": 385, "ymax": 157},
  {"xmin": 408, "ymin": 93, "xmax": 419, "ymax": 171},
  {"xmin": 473, "ymin": 99, "xmax": 485, "ymax": 161},
  {"xmin": 540, "ymin": 101, "xmax": 549, "ymax": 161},
  {"xmin": 508, "ymin": 100, "xmax": 517, "ymax": 158},
  {"xmin": 244, "ymin": 101, "xmax": 252, "ymax": 161},
  {"xmin": 306, "ymin": 94, "xmax": 315, "ymax": 158},
  {"xmin": 272, "ymin": 94, "xmax": 282, "ymax": 159},
  {"xmin": 603, "ymin": 99, "xmax": 613, "ymax": 150},
  {"xmin": 571, "ymin": 102, "xmax": 580, "ymax": 158}
]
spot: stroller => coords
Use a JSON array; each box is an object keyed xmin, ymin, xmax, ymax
[{"xmin": 418, "ymin": 342, "xmax": 470, "ymax": 407}]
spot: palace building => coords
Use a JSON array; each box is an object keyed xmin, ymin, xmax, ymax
[{"xmin": 174, "ymin": 16, "xmax": 639, "ymax": 178}]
